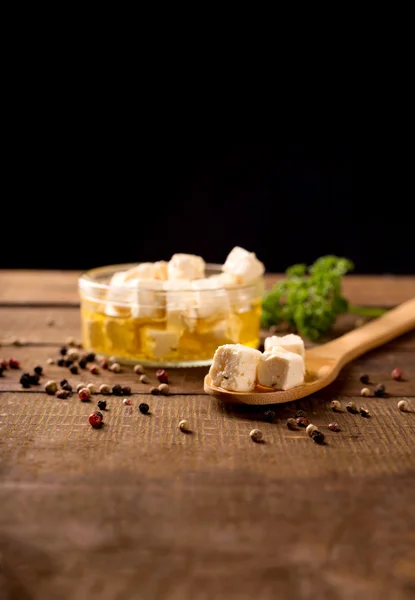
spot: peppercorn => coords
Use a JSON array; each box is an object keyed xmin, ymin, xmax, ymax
[
  {"xmin": 328, "ymin": 422, "xmax": 340, "ymax": 431},
  {"xmin": 158, "ymin": 383, "xmax": 169, "ymax": 395},
  {"xmin": 374, "ymin": 383, "xmax": 385, "ymax": 397},
  {"xmin": 57, "ymin": 358, "xmax": 65, "ymax": 367},
  {"xmin": 122, "ymin": 398, "xmax": 132, "ymax": 405},
  {"xmin": 134, "ymin": 364, "xmax": 145, "ymax": 374},
  {"xmin": 311, "ymin": 430, "xmax": 325, "ymax": 444},
  {"xmin": 331, "ymin": 400, "xmax": 342, "ymax": 412},
  {"xmin": 109, "ymin": 356, "xmax": 117, "ymax": 364},
  {"xmin": 46, "ymin": 358, "xmax": 55, "ymax": 365},
  {"xmin": 46, "ymin": 317, "xmax": 55, "ymax": 326},
  {"xmin": 85, "ymin": 352, "xmax": 95, "ymax": 363},
  {"xmin": 286, "ymin": 418, "xmax": 297, "ymax": 430},
  {"xmin": 361, "ymin": 387, "xmax": 371, "ymax": 397},
  {"xmin": 11, "ymin": 337, "xmax": 22, "ymax": 347},
  {"xmin": 100, "ymin": 358, "xmax": 109, "ymax": 369},
  {"xmin": 99, "ymin": 384, "xmax": 111, "ymax": 395},
  {"xmin": 346, "ymin": 401, "xmax": 358, "ymax": 414},
  {"xmin": 360, "ymin": 407, "xmax": 370, "ymax": 418},
  {"xmin": 78, "ymin": 387, "xmax": 91, "ymax": 402},
  {"xmin": 20, "ymin": 373, "xmax": 31, "ymax": 388},
  {"xmin": 109, "ymin": 362, "xmax": 121, "ymax": 373},
  {"xmin": 0, "ymin": 359, "xmax": 8, "ymax": 370},
  {"xmin": 0, "ymin": 366, "xmax": 4, "ymax": 377},
  {"xmin": 156, "ymin": 369, "xmax": 169, "ymax": 384},
  {"xmin": 45, "ymin": 380, "xmax": 58, "ymax": 395},
  {"xmin": 76, "ymin": 382, "xmax": 87, "ymax": 392},
  {"xmin": 76, "ymin": 340, "xmax": 83, "ymax": 349},
  {"xmin": 89, "ymin": 412, "xmax": 103, "ymax": 428},
  {"xmin": 179, "ymin": 420, "xmax": 190, "ymax": 433},
  {"xmin": 139, "ymin": 374, "xmax": 149, "ymax": 384},
  {"xmin": 34, "ymin": 366, "xmax": 43, "ymax": 376},
  {"xmin": 392, "ymin": 368, "xmax": 403, "ymax": 381},
  {"xmin": 87, "ymin": 383, "xmax": 97, "ymax": 394},
  {"xmin": 57, "ymin": 390, "xmax": 70, "ymax": 399},
  {"xmin": 306, "ymin": 424, "xmax": 318, "ymax": 437},
  {"xmin": 79, "ymin": 358, "xmax": 87, "ymax": 369},
  {"xmin": 62, "ymin": 383, "xmax": 73, "ymax": 392},
  {"xmin": 296, "ymin": 416, "xmax": 309, "ymax": 427},
  {"xmin": 67, "ymin": 348, "xmax": 80, "ymax": 362},
  {"xmin": 89, "ymin": 365, "xmax": 99, "ymax": 375},
  {"xmin": 97, "ymin": 399, "xmax": 107, "ymax": 410},
  {"xmin": 360, "ymin": 374, "xmax": 370, "ymax": 384},
  {"xmin": 60, "ymin": 379, "xmax": 69, "ymax": 387},
  {"xmin": 66, "ymin": 337, "xmax": 76, "ymax": 347},
  {"xmin": 398, "ymin": 400, "xmax": 410, "ymax": 412},
  {"xmin": 65, "ymin": 359, "xmax": 73, "ymax": 368},
  {"xmin": 121, "ymin": 385, "xmax": 131, "ymax": 396},
  {"xmin": 150, "ymin": 386, "xmax": 160, "ymax": 395},
  {"xmin": 60, "ymin": 347, "xmax": 67, "ymax": 356},
  {"xmin": 264, "ymin": 410, "xmax": 276, "ymax": 423},
  {"xmin": 138, "ymin": 402, "xmax": 150, "ymax": 414},
  {"xmin": 9, "ymin": 358, "xmax": 20, "ymax": 369},
  {"xmin": 112, "ymin": 384, "xmax": 123, "ymax": 396},
  {"xmin": 295, "ymin": 410, "xmax": 306, "ymax": 418},
  {"xmin": 249, "ymin": 428, "xmax": 263, "ymax": 442},
  {"xmin": 69, "ymin": 365, "xmax": 79, "ymax": 375}
]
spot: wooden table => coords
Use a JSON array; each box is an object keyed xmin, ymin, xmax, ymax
[{"xmin": 0, "ymin": 271, "xmax": 414, "ymax": 600}]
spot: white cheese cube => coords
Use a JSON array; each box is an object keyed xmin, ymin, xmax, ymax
[
  {"xmin": 164, "ymin": 280, "xmax": 197, "ymax": 332},
  {"xmin": 142, "ymin": 328, "xmax": 179, "ymax": 359},
  {"xmin": 222, "ymin": 246, "xmax": 264, "ymax": 284},
  {"xmin": 168, "ymin": 253, "xmax": 205, "ymax": 280},
  {"xmin": 105, "ymin": 271, "xmax": 135, "ymax": 317},
  {"xmin": 210, "ymin": 315, "xmax": 242, "ymax": 343},
  {"xmin": 191, "ymin": 278, "xmax": 230, "ymax": 319},
  {"xmin": 257, "ymin": 347, "xmax": 305, "ymax": 390},
  {"xmin": 207, "ymin": 272, "xmax": 239, "ymax": 287},
  {"xmin": 264, "ymin": 334, "xmax": 305, "ymax": 358},
  {"xmin": 209, "ymin": 344, "xmax": 262, "ymax": 392},
  {"xmin": 123, "ymin": 263, "xmax": 157, "ymax": 281},
  {"xmin": 130, "ymin": 279, "xmax": 165, "ymax": 319},
  {"xmin": 154, "ymin": 261, "xmax": 168, "ymax": 280}
]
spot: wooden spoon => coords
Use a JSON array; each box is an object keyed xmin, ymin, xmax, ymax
[{"xmin": 204, "ymin": 297, "xmax": 415, "ymax": 405}]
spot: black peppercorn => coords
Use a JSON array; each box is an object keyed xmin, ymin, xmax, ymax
[
  {"xmin": 296, "ymin": 416, "xmax": 309, "ymax": 427},
  {"xmin": 60, "ymin": 347, "xmax": 67, "ymax": 356},
  {"xmin": 34, "ymin": 366, "xmax": 43, "ymax": 376},
  {"xmin": 20, "ymin": 373, "xmax": 31, "ymax": 388},
  {"xmin": 121, "ymin": 385, "xmax": 131, "ymax": 396},
  {"xmin": 62, "ymin": 382, "xmax": 73, "ymax": 392},
  {"xmin": 295, "ymin": 410, "xmax": 306, "ymax": 418},
  {"xmin": 0, "ymin": 366, "xmax": 3, "ymax": 377},
  {"xmin": 60, "ymin": 379, "xmax": 68, "ymax": 387},
  {"xmin": 264, "ymin": 410, "xmax": 276, "ymax": 423},
  {"xmin": 150, "ymin": 387, "xmax": 160, "ymax": 395},
  {"xmin": 360, "ymin": 407, "xmax": 370, "ymax": 418},
  {"xmin": 69, "ymin": 365, "xmax": 78, "ymax": 375},
  {"xmin": 112, "ymin": 384, "xmax": 123, "ymax": 396},
  {"xmin": 28, "ymin": 374, "xmax": 40, "ymax": 385},
  {"xmin": 311, "ymin": 430, "xmax": 325, "ymax": 444},
  {"xmin": 286, "ymin": 418, "xmax": 297, "ymax": 430},
  {"xmin": 65, "ymin": 359, "xmax": 73, "ymax": 368},
  {"xmin": 360, "ymin": 374, "xmax": 370, "ymax": 384},
  {"xmin": 97, "ymin": 399, "xmax": 107, "ymax": 410},
  {"xmin": 374, "ymin": 383, "xmax": 385, "ymax": 397},
  {"xmin": 85, "ymin": 352, "xmax": 95, "ymax": 363},
  {"xmin": 78, "ymin": 359, "xmax": 87, "ymax": 369},
  {"xmin": 139, "ymin": 402, "xmax": 150, "ymax": 414},
  {"xmin": 346, "ymin": 402, "xmax": 359, "ymax": 414},
  {"xmin": 57, "ymin": 358, "xmax": 66, "ymax": 367}
]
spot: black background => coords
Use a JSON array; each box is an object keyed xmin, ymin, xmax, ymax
[{"xmin": 1, "ymin": 144, "xmax": 413, "ymax": 274}]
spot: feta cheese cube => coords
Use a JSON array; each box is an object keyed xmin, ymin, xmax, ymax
[
  {"xmin": 123, "ymin": 263, "xmax": 157, "ymax": 281},
  {"xmin": 257, "ymin": 347, "xmax": 305, "ymax": 390},
  {"xmin": 154, "ymin": 261, "xmax": 168, "ymax": 280},
  {"xmin": 209, "ymin": 344, "xmax": 262, "ymax": 392},
  {"xmin": 222, "ymin": 246, "xmax": 264, "ymax": 284},
  {"xmin": 130, "ymin": 279, "xmax": 165, "ymax": 319},
  {"xmin": 142, "ymin": 328, "xmax": 179, "ymax": 359},
  {"xmin": 164, "ymin": 280, "xmax": 197, "ymax": 332},
  {"xmin": 264, "ymin": 334, "xmax": 305, "ymax": 358},
  {"xmin": 168, "ymin": 253, "xmax": 205, "ymax": 280},
  {"xmin": 105, "ymin": 271, "xmax": 135, "ymax": 317},
  {"xmin": 191, "ymin": 278, "xmax": 230, "ymax": 319}
]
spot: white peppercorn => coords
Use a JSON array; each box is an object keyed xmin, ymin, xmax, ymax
[
  {"xmin": 330, "ymin": 400, "xmax": 342, "ymax": 412},
  {"xmin": 361, "ymin": 388, "xmax": 371, "ymax": 397},
  {"xmin": 99, "ymin": 384, "xmax": 111, "ymax": 395},
  {"xmin": 179, "ymin": 420, "xmax": 190, "ymax": 432},
  {"xmin": 45, "ymin": 380, "xmax": 58, "ymax": 395},
  {"xmin": 139, "ymin": 374, "xmax": 149, "ymax": 384},
  {"xmin": 249, "ymin": 429, "xmax": 263, "ymax": 442},
  {"xmin": 398, "ymin": 400, "xmax": 410, "ymax": 412},
  {"xmin": 109, "ymin": 362, "xmax": 121, "ymax": 373},
  {"xmin": 87, "ymin": 383, "xmax": 97, "ymax": 394},
  {"xmin": 67, "ymin": 348, "xmax": 80, "ymax": 362},
  {"xmin": 158, "ymin": 383, "xmax": 169, "ymax": 395},
  {"xmin": 76, "ymin": 382, "xmax": 87, "ymax": 392},
  {"xmin": 306, "ymin": 423, "xmax": 318, "ymax": 437},
  {"xmin": 134, "ymin": 364, "xmax": 145, "ymax": 374}
]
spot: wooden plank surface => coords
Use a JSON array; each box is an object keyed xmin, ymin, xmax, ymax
[{"xmin": 0, "ymin": 272, "xmax": 415, "ymax": 600}]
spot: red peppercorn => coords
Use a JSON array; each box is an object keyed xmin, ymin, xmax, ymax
[
  {"xmin": 100, "ymin": 358, "xmax": 109, "ymax": 369},
  {"xmin": 296, "ymin": 416, "xmax": 309, "ymax": 427},
  {"xmin": 328, "ymin": 422, "xmax": 340, "ymax": 432},
  {"xmin": 156, "ymin": 369, "xmax": 168, "ymax": 384},
  {"xmin": 9, "ymin": 358, "xmax": 20, "ymax": 369},
  {"xmin": 392, "ymin": 368, "xmax": 403, "ymax": 381},
  {"xmin": 89, "ymin": 365, "xmax": 100, "ymax": 375},
  {"xmin": 89, "ymin": 412, "xmax": 103, "ymax": 428},
  {"xmin": 1, "ymin": 359, "xmax": 8, "ymax": 370},
  {"xmin": 78, "ymin": 387, "xmax": 91, "ymax": 402}
]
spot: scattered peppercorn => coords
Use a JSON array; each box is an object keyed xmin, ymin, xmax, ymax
[
  {"xmin": 398, "ymin": 400, "xmax": 410, "ymax": 412},
  {"xmin": 97, "ymin": 399, "xmax": 107, "ymax": 410},
  {"xmin": 100, "ymin": 358, "xmax": 109, "ymax": 369},
  {"xmin": 121, "ymin": 385, "xmax": 131, "ymax": 396},
  {"xmin": 392, "ymin": 368, "xmax": 403, "ymax": 381},
  {"xmin": 134, "ymin": 364, "xmax": 145, "ymax": 374},
  {"xmin": 179, "ymin": 420, "xmax": 191, "ymax": 433},
  {"xmin": 0, "ymin": 366, "xmax": 4, "ymax": 377},
  {"xmin": 295, "ymin": 410, "xmax": 306, "ymax": 418},
  {"xmin": 87, "ymin": 383, "xmax": 97, "ymax": 394},
  {"xmin": 20, "ymin": 373, "xmax": 31, "ymax": 388},
  {"xmin": 34, "ymin": 366, "xmax": 43, "ymax": 376},
  {"xmin": 66, "ymin": 337, "xmax": 76, "ymax": 346},
  {"xmin": 60, "ymin": 379, "xmax": 69, "ymax": 387},
  {"xmin": 60, "ymin": 347, "xmax": 67, "ymax": 356},
  {"xmin": 360, "ymin": 374, "xmax": 370, "ymax": 384},
  {"xmin": 150, "ymin": 387, "xmax": 160, "ymax": 395},
  {"xmin": 46, "ymin": 358, "xmax": 55, "ymax": 365},
  {"xmin": 331, "ymin": 400, "xmax": 342, "ymax": 412},
  {"xmin": 78, "ymin": 387, "xmax": 91, "ymax": 402},
  {"xmin": 76, "ymin": 340, "xmax": 83, "ymax": 349},
  {"xmin": 306, "ymin": 424, "xmax": 318, "ymax": 437},
  {"xmin": 139, "ymin": 374, "xmax": 149, "ymax": 384},
  {"xmin": 45, "ymin": 380, "xmax": 58, "ymax": 395},
  {"xmin": 62, "ymin": 382, "xmax": 73, "ymax": 392},
  {"xmin": 57, "ymin": 390, "xmax": 70, "ymax": 399},
  {"xmin": 122, "ymin": 398, "xmax": 132, "ymax": 406},
  {"xmin": 156, "ymin": 369, "xmax": 169, "ymax": 384},
  {"xmin": 112, "ymin": 384, "xmax": 123, "ymax": 396},
  {"xmin": 28, "ymin": 374, "xmax": 40, "ymax": 385},
  {"xmin": 109, "ymin": 362, "xmax": 121, "ymax": 373},
  {"xmin": 158, "ymin": 383, "xmax": 169, "ymax": 395},
  {"xmin": 89, "ymin": 365, "xmax": 99, "ymax": 375},
  {"xmin": 69, "ymin": 365, "xmax": 79, "ymax": 375},
  {"xmin": 76, "ymin": 383, "xmax": 87, "ymax": 392},
  {"xmin": 89, "ymin": 412, "xmax": 103, "ymax": 428},
  {"xmin": 65, "ymin": 359, "xmax": 73, "ymax": 368},
  {"xmin": 360, "ymin": 407, "xmax": 370, "ymax": 418},
  {"xmin": 361, "ymin": 387, "xmax": 371, "ymax": 397},
  {"xmin": 286, "ymin": 418, "xmax": 297, "ymax": 430},
  {"xmin": 67, "ymin": 349, "xmax": 80, "ymax": 362},
  {"xmin": 79, "ymin": 358, "xmax": 88, "ymax": 369},
  {"xmin": 328, "ymin": 422, "xmax": 340, "ymax": 431},
  {"xmin": 99, "ymin": 384, "xmax": 111, "ymax": 395},
  {"xmin": 138, "ymin": 402, "xmax": 150, "ymax": 414},
  {"xmin": 249, "ymin": 428, "xmax": 263, "ymax": 442},
  {"xmin": 9, "ymin": 358, "xmax": 20, "ymax": 369},
  {"xmin": 346, "ymin": 401, "xmax": 359, "ymax": 414},
  {"xmin": 311, "ymin": 430, "xmax": 325, "ymax": 444},
  {"xmin": 264, "ymin": 410, "xmax": 276, "ymax": 423},
  {"xmin": 57, "ymin": 358, "xmax": 65, "ymax": 367},
  {"xmin": 108, "ymin": 356, "xmax": 117, "ymax": 364},
  {"xmin": 85, "ymin": 352, "xmax": 95, "ymax": 363},
  {"xmin": 374, "ymin": 383, "xmax": 385, "ymax": 397},
  {"xmin": 0, "ymin": 359, "xmax": 8, "ymax": 370},
  {"xmin": 296, "ymin": 416, "xmax": 309, "ymax": 427}
]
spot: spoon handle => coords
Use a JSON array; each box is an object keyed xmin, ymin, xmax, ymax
[{"xmin": 318, "ymin": 297, "xmax": 415, "ymax": 367}]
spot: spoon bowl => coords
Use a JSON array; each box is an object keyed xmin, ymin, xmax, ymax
[{"xmin": 204, "ymin": 297, "xmax": 415, "ymax": 405}]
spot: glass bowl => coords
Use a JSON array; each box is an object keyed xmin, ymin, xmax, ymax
[{"xmin": 79, "ymin": 263, "xmax": 264, "ymax": 367}]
